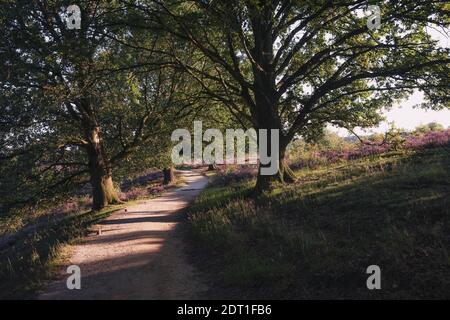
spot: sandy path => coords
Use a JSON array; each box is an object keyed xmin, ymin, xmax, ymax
[{"xmin": 39, "ymin": 170, "xmax": 208, "ymax": 300}]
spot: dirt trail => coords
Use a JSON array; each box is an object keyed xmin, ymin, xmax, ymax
[{"xmin": 39, "ymin": 170, "xmax": 208, "ymax": 300}]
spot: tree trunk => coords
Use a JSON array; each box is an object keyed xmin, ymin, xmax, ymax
[
  {"xmin": 87, "ymin": 126, "xmax": 120, "ymax": 210},
  {"xmin": 249, "ymin": 10, "xmax": 296, "ymax": 195},
  {"xmin": 90, "ymin": 170, "xmax": 119, "ymax": 210},
  {"xmin": 163, "ymin": 166, "xmax": 176, "ymax": 185},
  {"xmin": 254, "ymin": 146, "xmax": 296, "ymax": 194},
  {"xmin": 278, "ymin": 145, "xmax": 296, "ymax": 184},
  {"xmin": 254, "ymin": 166, "xmax": 276, "ymax": 193}
]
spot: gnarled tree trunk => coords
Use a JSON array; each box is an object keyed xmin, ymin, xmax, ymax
[
  {"xmin": 277, "ymin": 144, "xmax": 296, "ymax": 184},
  {"xmin": 255, "ymin": 145, "xmax": 296, "ymax": 194},
  {"xmin": 163, "ymin": 166, "xmax": 176, "ymax": 185},
  {"xmin": 86, "ymin": 125, "xmax": 120, "ymax": 210}
]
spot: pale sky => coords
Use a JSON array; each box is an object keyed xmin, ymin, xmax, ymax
[
  {"xmin": 329, "ymin": 25, "xmax": 449, "ymax": 137},
  {"xmin": 329, "ymin": 91, "xmax": 450, "ymax": 136}
]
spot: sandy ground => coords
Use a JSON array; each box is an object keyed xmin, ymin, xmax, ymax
[{"xmin": 38, "ymin": 170, "xmax": 208, "ymax": 300}]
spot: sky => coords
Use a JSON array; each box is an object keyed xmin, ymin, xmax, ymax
[
  {"xmin": 329, "ymin": 91, "xmax": 450, "ymax": 136},
  {"xmin": 330, "ymin": 25, "xmax": 449, "ymax": 137}
]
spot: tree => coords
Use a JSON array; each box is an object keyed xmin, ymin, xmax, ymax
[
  {"xmin": 414, "ymin": 121, "xmax": 445, "ymax": 135},
  {"xmin": 163, "ymin": 167, "xmax": 176, "ymax": 184},
  {"xmin": 130, "ymin": 0, "xmax": 449, "ymax": 192},
  {"xmin": 0, "ymin": 0, "xmax": 195, "ymax": 210}
]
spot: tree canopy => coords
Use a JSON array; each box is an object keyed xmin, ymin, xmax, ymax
[
  {"xmin": 1, "ymin": 0, "xmax": 448, "ymax": 210},
  {"xmin": 127, "ymin": 0, "xmax": 449, "ymax": 189},
  {"xmin": 0, "ymin": 0, "xmax": 201, "ymax": 210}
]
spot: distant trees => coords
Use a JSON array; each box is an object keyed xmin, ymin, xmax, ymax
[
  {"xmin": 131, "ymin": 0, "xmax": 449, "ymax": 192},
  {"xmin": 414, "ymin": 122, "xmax": 445, "ymax": 135}
]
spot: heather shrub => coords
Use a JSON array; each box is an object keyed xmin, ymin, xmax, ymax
[
  {"xmin": 287, "ymin": 133, "xmax": 353, "ymax": 169},
  {"xmin": 119, "ymin": 188, "xmax": 149, "ymax": 201},
  {"xmin": 213, "ymin": 165, "xmax": 258, "ymax": 187},
  {"xmin": 288, "ymin": 127, "xmax": 450, "ymax": 170},
  {"xmin": 188, "ymin": 143, "xmax": 450, "ymax": 299},
  {"xmin": 405, "ymin": 129, "xmax": 450, "ymax": 149}
]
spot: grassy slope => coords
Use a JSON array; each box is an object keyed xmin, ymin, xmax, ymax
[
  {"xmin": 0, "ymin": 205, "xmax": 123, "ymax": 299},
  {"xmin": 187, "ymin": 146, "xmax": 450, "ymax": 299}
]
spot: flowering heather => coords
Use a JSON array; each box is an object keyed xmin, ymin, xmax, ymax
[
  {"xmin": 119, "ymin": 183, "xmax": 166, "ymax": 201},
  {"xmin": 213, "ymin": 165, "xmax": 258, "ymax": 186},
  {"xmin": 119, "ymin": 188, "xmax": 149, "ymax": 201},
  {"xmin": 404, "ymin": 129, "xmax": 450, "ymax": 149},
  {"xmin": 47, "ymin": 195, "xmax": 92, "ymax": 216},
  {"xmin": 289, "ymin": 129, "xmax": 450, "ymax": 169},
  {"xmin": 120, "ymin": 170, "xmax": 163, "ymax": 191},
  {"xmin": 346, "ymin": 144, "xmax": 390, "ymax": 159},
  {"xmin": 118, "ymin": 169, "xmax": 166, "ymax": 201}
]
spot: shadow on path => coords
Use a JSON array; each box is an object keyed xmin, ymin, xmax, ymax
[{"xmin": 38, "ymin": 170, "xmax": 208, "ymax": 300}]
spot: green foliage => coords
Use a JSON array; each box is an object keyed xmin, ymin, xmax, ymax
[
  {"xmin": 143, "ymin": 0, "xmax": 449, "ymax": 139},
  {"xmin": 1, "ymin": 0, "xmax": 449, "ymax": 297},
  {"xmin": 414, "ymin": 122, "xmax": 445, "ymax": 135},
  {"xmin": 0, "ymin": 0, "xmax": 203, "ymax": 212}
]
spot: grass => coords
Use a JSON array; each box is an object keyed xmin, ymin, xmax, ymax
[
  {"xmin": 187, "ymin": 145, "xmax": 450, "ymax": 299},
  {"xmin": 0, "ymin": 205, "xmax": 124, "ymax": 299}
]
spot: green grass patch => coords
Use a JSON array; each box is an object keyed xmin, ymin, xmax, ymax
[{"xmin": 188, "ymin": 146, "xmax": 450, "ymax": 299}]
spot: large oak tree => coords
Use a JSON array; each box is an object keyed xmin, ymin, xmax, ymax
[
  {"xmin": 129, "ymin": 0, "xmax": 449, "ymax": 191},
  {"xmin": 0, "ymin": 0, "xmax": 195, "ymax": 210}
]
